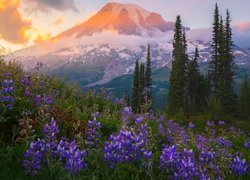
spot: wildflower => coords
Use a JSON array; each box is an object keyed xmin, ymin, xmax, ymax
[
  {"xmin": 135, "ymin": 116, "xmax": 144, "ymax": 124},
  {"xmin": 34, "ymin": 95, "xmax": 42, "ymax": 107},
  {"xmin": 218, "ymin": 121, "xmax": 225, "ymax": 126},
  {"xmin": 188, "ymin": 122, "xmax": 195, "ymax": 129},
  {"xmin": 244, "ymin": 140, "xmax": 250, "ymax": 149},
  {"xmin": 207, "ymin": 121, "xmax": 215, "ymax": 127},
  {"xmin": 60, "ymin": 140, "xmax": 87, "ymax": 175},
  {"xmin": 44, "ymin": 95, "xmax": 53, "ymax": 105},
  {"xmin": 230, "ymin": 156, "xmax": 249, "ymax": 175},
  {"xmin": 217, "ymin": 137, "xmax": 233, "ymax": 148},
  {"xmin": 0, "ymin": 77, "xmax": 15, "ymax": 110},
  {"xmin": 86, "ymin": 117, "xmax": 101, "ymax": 149}
]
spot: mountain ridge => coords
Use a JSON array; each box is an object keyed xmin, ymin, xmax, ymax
[{"xmin": 5, "ymin": 2, "xmax": 250, "ymax": 86}]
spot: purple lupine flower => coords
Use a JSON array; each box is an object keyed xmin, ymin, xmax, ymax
[
  {"xmin": 217, "ymin": 137, "xmax": 233, "ymax": 148},
  {"xmin": 60, "ymin": 140, "xmax": 87, "ymax": 175},
  {"xmin": 104, "ymin": 128, "xmax": 138, "ymax": 167},
  {"xmin": 24, "ymin": 118, "xmax": 87, "ymax": 175},
  {"xmin": 43, "ymin": 118, "xmax": 59, "ymax": 140},
  {"xmin": 24, "ymin": 87, "xmax": 31, "ymax": 96},
  {"xmin": 244, "ymin": 140, "xmax": 250, "ymax": 149},
  {"xmin": 104, "ymin": 125, "xmax": 152, "ymax": 168},
  {"xmin": 199, "ymin": 148, "xmax": 217, "ymax": 163},
  {"xmin": 23, "ymin": 138, "xmax": 45, "ymax": 175},
  {"xmin": 160, "ymin": 145, "xmax": 179, "ymax": 169},
  {"xmin": 160, "ymin": 146, "xmax": 198, "ymax": 179},
  {"xmin": 122, "ymin": 106, "xmax": 134, "ymax": 124},
  {"xmin": 21, "ymin": 75, "xmax": 32, "ymax": 86},
  {"xmin": 230, "ymin": 156, "xmax": 249, "ymax": 175},
  {"xmin": 157, "ymin": 115, "xmax": 166, "ymax": 123},
  {"xmin": 188, "ymin": 122, "xmax": 195, "ymax": 129},
  {"xmin": 91, "ymin": 112, "xmax": 100, "ymax": 119},
  {"xmin": 86, "ymin": 118, "xmax": 102, "ymax": 149},
  {"xmin": 218, "ymin": 121, "xmax": 225, "ymax": 126},
  {"xmin": 34, "ymin": 95, "xmax": 42, "ymax": 107},
  {"xmin": 44, "ymin": 95, "xmax": 53, "ymax": 105},
  {"xmin": 175, "ymin": 148, "xmax": 197, "ymax": 179},
  {"xmin": 135, "ymin": 116, "xmax": 144, "ymax": 124},
  {"xmin": 207, "ymin": 121, "xmax": 215, "ymax": 127},
  {"xmin": 0, "ymin": 77, "xmax": 15, "ymax": 110}
]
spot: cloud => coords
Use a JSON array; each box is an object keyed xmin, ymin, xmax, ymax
[
  {"xmin": 0, "ymin": 0, "xmax": 31, "ymax": 44},
  {"xmin": 53, "ymin": 17, "xmax": 64, "ymax": 26},
  {"xmin": 22, "ymin": 0, "xmax": 78, "ymax": 12}
]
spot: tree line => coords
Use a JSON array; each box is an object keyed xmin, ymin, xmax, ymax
[{"xmin": 130, "ymin": 4, "xmax": 250, "ymax": 120}]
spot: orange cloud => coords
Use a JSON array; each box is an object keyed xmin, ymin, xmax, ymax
[
  {"xmin": 0, "ymin": 0, "xmax": 31, "ymax": 44},
  {"xmin": 53, "ymin": 17, "xmax": 64, "ymax": 26},
  {"xmin": 24, "ymin": 28, "xmax": 52, "ymax": 44}
]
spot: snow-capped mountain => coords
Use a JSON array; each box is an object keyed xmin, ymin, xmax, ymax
[{"xmin": 5, "ymin": 2, "xmax": 250, "ymax": 86}]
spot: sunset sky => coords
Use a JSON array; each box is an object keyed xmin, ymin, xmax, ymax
[{"xmin": 0, "ymin": 0, "xmax": 250, "ymax": 53}]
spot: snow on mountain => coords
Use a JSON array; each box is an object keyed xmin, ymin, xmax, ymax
[
  {"xmin": 57, "ymin": 2, "xmax": 176, "ymax": 38},
  {"xmin": 5, "ymin": 2, "xmax": 250, "ymax": 86}
]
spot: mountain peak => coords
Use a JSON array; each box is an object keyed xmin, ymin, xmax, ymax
[{"xmin": 58, "ymin": 2, "xmax": 175, "ymax": 38}]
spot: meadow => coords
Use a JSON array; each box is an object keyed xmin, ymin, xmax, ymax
[{"xmin": 0, "ymin": 60, "xmax": 249, "ymax": 179}]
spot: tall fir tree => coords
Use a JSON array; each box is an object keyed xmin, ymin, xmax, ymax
[
  {"xmin": 167, "ymin": 15, "xmax": 186, "ymax": 115},
  {"xmin": 131, "ymin": 59, "xmax": 140, "ymax": 112},
  {"xmin": 238, "ymin": 75, "xmax": 250, "ymax": 120},
  {"xmin": 139, "ymin": 63, "xmax": 145, "ymax": 107},
  {"xmin": 145, "ymin": 44, "xmax": 152, "ymax": 104},
  {"xmin": 209, "ymin": 3, "xmax": 220, "ymax": 94},
  {"xmin": 216, "ymin": 16, "xmax": 225, "ymax": 101},
  {"xmin": 182, "ymin": 29, "xmax": 189, "ymax": 112},
  {"xmin": 222, "ymin": 9, "xmax": 235, "ymax": 114},
  {"xmin": 186, "ymin": 47, "xmax": 203, "ymax": 113}
]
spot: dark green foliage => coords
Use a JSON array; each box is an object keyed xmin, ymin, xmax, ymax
[
  {"xmin": 131, "ymin": 59, "xmax": 140, "ymax": 112},
  {"xmin": 186, "ymin": 47, "xmax": 204, "ymax": 113},
  {"xmin": 238, "ymin": 76, "xmax": 250, "ymax": 120},
  {"xmin": 139, "ymin": 63, "xmax": 145, "ymax": 107},
  {"xmin": 221, "ymin": 10, "xmax": 235, "ymax": 114},
  {"xmin": 167, "ymin": 15, "xmax": 187, "ymax": 115},
  {"xmin": 209, "ymin": 3, "xmax": 220, "ymax": 92},
  {"xmin": 145, "ymin": 44, "xmax": 152, "ymax": 103},
  {"xmin": 209, "ymin": 5, "xmax": 235, "ymax": 115}
]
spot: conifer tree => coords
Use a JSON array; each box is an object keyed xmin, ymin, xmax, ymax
[
  {"xmin": 187, "ymin": 47, "xmax": 202, "ymax": 113},
  {"xmin": 145, "ymin": 44, "xmax": 152, "ymax": 104},
  {"xmin": 209, "ymin": 3, "xmax": 220, "ymax": 94},
  {"xmin": 222, "ymin": 9, "xmax": 235, "ymax": 114},
  {"xmin": 139, "ymin": 63, "xmax": 145, "ymax": 107},
  {"xmin": 132, "ymin": 59, "xmax": 140, "ymax": 112},
  {"xmin": 167, "ymin": 15, "xmax": 186, "ymax": 115},
  {"xmin": 182, "ymin": 29, "xmax": 189, "ymax": 112}
]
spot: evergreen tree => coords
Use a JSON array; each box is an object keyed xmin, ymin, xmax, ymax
[
  {"xmin": 238, "ymin": 75, "xmax": 250, "ymax": 120},
  {"xmin": 145, "ymin": 44, "xmax": 152, "ymax": 104},
  {"xmin": 222, "ymin": 9, "xmax": 235, "ymax": 114},
  {"xmin": 139, "ymin": 63, "xmax": 145, "ymax": 107},
  {"xmin": 187, "ymin": 47, "xmax": 202, "ymax": 113},
  {"xmin": 167, "ymin": 15, "xmax": 186, "ymax": 115},
  {"xmin": 182, "ymin": 29, "xmax": 189, "ymax": 112},
  {"xmin": 131, "ymin": 59, "xmax": 140, "ymax": 112},
  {"xmin": 209, "ymin": 3, "xmax": 220, "ymax": 94},
  {"xmin": 216, "ymin": 16, "xmax": 225, "ymax": 103}
]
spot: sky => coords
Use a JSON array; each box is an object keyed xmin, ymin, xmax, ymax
[{"xmin": 0, "ymin": 0, "xmax": 250, "ymax": 53}]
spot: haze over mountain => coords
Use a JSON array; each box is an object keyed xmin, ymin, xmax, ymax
[{"xmin": 5, "ymin": 2, "xmax": 250, "ymax": 86}]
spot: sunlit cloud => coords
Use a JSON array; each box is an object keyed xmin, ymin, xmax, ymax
[
  {"xmin": 53, "ymin": 17, "xmax": 64, "ymax": 26},
  {"xmin": 0, "ymin": 0, "xmax": 31, "ymax": 44}
]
